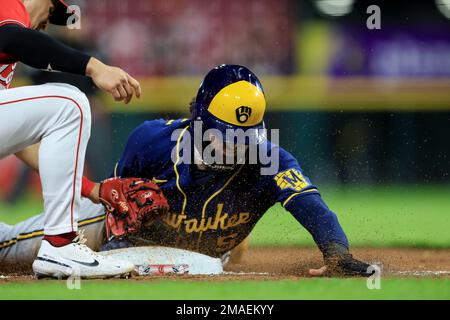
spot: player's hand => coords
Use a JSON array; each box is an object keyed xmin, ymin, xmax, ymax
[
  {"xmin": 309, "ymin": 243, "xmax": 373, "ymax": 277},
  {"xmin": 86, "ymin": 57, "xmax": 141, "ymax": 104},
  {"xmin": 309, "ymin": 257, "xmax": 372, "ymax": 277},
  {"xmin": 309, "ymin": 265, "xmax": 327, "ymax": 276}
]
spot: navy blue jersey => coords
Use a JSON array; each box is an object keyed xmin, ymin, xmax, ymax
[{"xmin": 114, "ymin": 119, "xmax": 348, "ymax": 256}]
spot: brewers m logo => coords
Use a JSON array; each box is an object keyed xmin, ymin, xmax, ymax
[
  {"xmin": 235, "ymin": 106, "xmax": 252, "ymax": 124},
  {"xmin": 274, "ymin": 168, "xmax": 310, "ymax": 191}
]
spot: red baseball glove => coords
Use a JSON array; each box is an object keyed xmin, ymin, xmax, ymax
[{"xmin": 99, "ymin": 177, "xmax": 169, "ymax": 238}]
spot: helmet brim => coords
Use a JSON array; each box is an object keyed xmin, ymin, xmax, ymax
[{"xmin": 202, "ymin": 114, "xmax": 267, "ymax": 145}]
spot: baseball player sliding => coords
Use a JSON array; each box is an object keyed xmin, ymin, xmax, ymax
[
  {"xmin": 1, "ymin": 65, "xmax": 372, "ymax": 277},
  {"xmin": 0, "ymin": 0, "xmax": 143, "ymax": 278}
]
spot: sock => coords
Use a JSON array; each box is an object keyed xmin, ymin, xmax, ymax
[{"xmin": 43, "ymin": 231, "xmax": 77, "ymax": 247}]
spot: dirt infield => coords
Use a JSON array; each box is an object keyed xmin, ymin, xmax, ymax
[
  {"xmin": 224, "ymin": 247, "xmax": 450, "ymax": 278},
  {"xmin": 1, "ymin": 247, "xmax": 449, "ymax": 282}
]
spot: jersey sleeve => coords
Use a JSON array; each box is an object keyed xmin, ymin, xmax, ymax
[
  {"xmin": 284, "ymin": 192, "xmax": 349, "ymax": 251},
  {"xmin": 267, "ymin": 145, "xmax": 349, "ymax": 251},
  {"xmin": 270, "ymin": 146, "xmax": 319, "ymax": 207},
  {"xmin": 0, "ymin": 0, "xmax": 31, "ymax": 28}
]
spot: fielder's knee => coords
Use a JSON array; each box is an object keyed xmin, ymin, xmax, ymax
[{"xmin": 58, "ymin": 85, "xmax": 92, "ymax": 135}]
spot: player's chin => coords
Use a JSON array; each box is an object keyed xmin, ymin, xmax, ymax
[{"xmin": 36, "ymin": 20, "xmax": 49, "ymax": 31}]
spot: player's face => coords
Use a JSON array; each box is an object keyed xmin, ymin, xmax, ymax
[
  {"xmin": 206, "ymin": 132, "xmax": 248, "ymax": 169},
  {"xmin": 31, "ymin": 0, "xmax": 55, "ymax": 30}
]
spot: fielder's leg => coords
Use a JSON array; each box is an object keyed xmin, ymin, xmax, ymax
[
  {"xmin": 0, "ymin": 84, "xmax": 133, "ymax": 278},
  {"xmin": 0, "ymin": 83, "xmax": 91, "ymax": 234}
]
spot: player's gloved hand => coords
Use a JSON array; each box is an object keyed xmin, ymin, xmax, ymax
[
  {"xmin": 99, "ymin": 177, "xmax": 170, "ymax": 238},
  {"xmin": 310, "ymin": 243, "xmax": 374, "ymax": 277}
]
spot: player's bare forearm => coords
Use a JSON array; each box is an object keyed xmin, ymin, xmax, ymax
[
  {"xmin": 89, "ymin": 183, "xmax": 101, "ymax": 204},
  {"xmin": 82, "ymin": 176, "xmax": 101, "ymax": 204}
]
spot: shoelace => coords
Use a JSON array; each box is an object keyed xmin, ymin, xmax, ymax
[
  {"xmin": 73, "ymin": 229, "xmax": 116, "ymax": 261},
  {"xmin": 72, "ymin": 229, "xmax": 101, "ymax": 256},
  {"xmin": 73, "ymin": 229, "xmax": 87, "ymax": 245}
]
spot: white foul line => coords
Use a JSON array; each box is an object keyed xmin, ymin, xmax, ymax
[
  {"xmin": 389, "ymin": 270, "xmax": 450, "ymax": 276},
  {"xmin": 223, "ymin": 271, "xmax": 272, "ymax": 276}
]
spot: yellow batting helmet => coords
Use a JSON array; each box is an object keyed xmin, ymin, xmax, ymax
[{"xmin": 192, "ymin": 64, "xmax": 266, "ymax": 144}]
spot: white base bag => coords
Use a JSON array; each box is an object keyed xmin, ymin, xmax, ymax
[{"xmin": 100, "ymin": 246, "xmax": 223, "ymax": 276}]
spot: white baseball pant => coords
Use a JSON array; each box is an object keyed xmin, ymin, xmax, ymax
[{"xmin": 0, "ymin": 83, "xmax": 91, "ymax": 235}]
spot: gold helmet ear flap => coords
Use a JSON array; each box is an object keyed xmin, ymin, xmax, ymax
[{"xmin": 207, "ymin": 81, "xmax": 266, "ymax": 127}]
